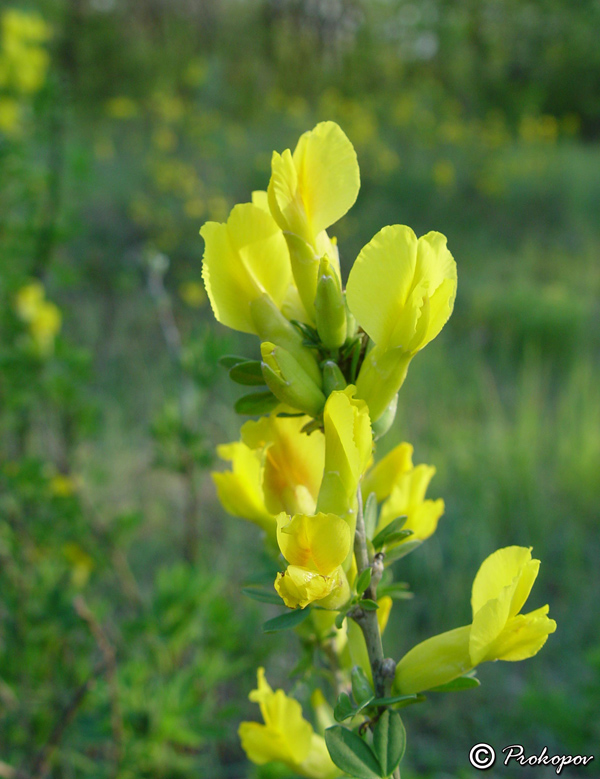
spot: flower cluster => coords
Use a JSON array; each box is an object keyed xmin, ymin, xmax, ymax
[
  {"xmin": 201, "ymin": 122, "xmax": 555, "ymax": 778},
  {"xmin": 0, "ymin": 9, "xmax": 50, "ymax": 135},
  {"xmin": 15, "ymin": 281, "xmax": 61, "ymax": 355}
]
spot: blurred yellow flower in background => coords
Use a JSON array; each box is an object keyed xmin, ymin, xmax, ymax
[
  {"xmin": 179, "ymin": 280, "xmax": 206, "ymax": 308},
  {"xmin": 15, "ymin": 281, "xmax": 61, "ymax": 355},
  {"xmin": 239, "ymin": 668, "xmax": 339, "ymax": 779},
  {"xmin": 362, "ymin": 441, "xmax": 445, "ymax": 544}
]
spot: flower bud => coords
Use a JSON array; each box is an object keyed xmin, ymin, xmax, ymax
[
  {"xmin": 372, "ymin": 393, "xmax": 398, "ymax": 439},
  {"xmin": 250, "ymin": 294, "xmax": 322, "ymax": 387},
  {"xmin": 322, "ymin": 360, "xmax": 347, "ymax": 396},
  {"xmin": 314, "ymin": 255, "xmax": 346, "ymax": 350},
  {"xmin": 261, "ymin": 342, "xmax": 326, "ymax": 417}
]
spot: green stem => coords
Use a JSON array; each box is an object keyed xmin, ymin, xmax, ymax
[{"xmin": 351, "ymin": 489, "xmax": 391, "ymax": 699}]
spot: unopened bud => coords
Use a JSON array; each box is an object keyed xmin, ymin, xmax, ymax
[
  {"xmin": 250, "ymin": 294, "xmax": 322, "ymax": 387},
  {"xmin": 261, "ymin": 342, "xmax": 326, "ymax": 417},
  {"xmin": 315, "ymin": 255, "xmax": 347, "ymax": 350},
  {"xmin": 372, "ymin": 393, "xmax": 398, "ymax": 439},
  {"xmin": 322, "ymin": 360, "xmax": 347, "ymax": 396}
]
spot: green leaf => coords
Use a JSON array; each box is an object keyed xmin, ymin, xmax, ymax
[
  {"xmin": 229, "ymin": 361, "xmax": 265, "ymax": 386},
  {"xmin": 333, "ymin": 692, "xmax": 356, "ymax": 723},
  {"xmin": 335, "ymin": 609, "xmax": 348, "ymax": 630},
  {"xmin": 356, "ymin": 567, "xmax": 372, "ymax": 596},
  {"xmin": 324, "ymin": 726, "xmax": 383, "ymax": 779},
  {"xmin": 218, "ymin": 354, "xmax": 248, "ymax": 369},
  {"xmin": 370, "ymin": 694, "xmax": 419, "ymax": 707},
  {"xmin": 262, "ymin": 608, "xmax": 310, "ymax": 633},
  {"xmin": 363, "ymin": 492, "xmax": 378, "ymax": 539},
  {"xmin": 235, "ymin": 391, "xmax": 279, "ymax": 416},
  {"xmin": 372, "ymin": 517, "xmax": 408, "ymax": 550},
  {"xmin": 384, "ymin": 539, "xmax": 423, "ymax": 564},
  {"xmin": 377, "ymin": 582, "xmax": 412, "ymax": 600},
  {"xmin": 373, "ymin": 710, "xmax": 406, "ymax": 777},
  {"xmin": 242, "ymin": 586, "xmax": 281, "ymax": 605},
  {"xmin": 430, "ymin": 674, "xmax": 481, "ymax": 693},
  {"xmin": 290, "ymin": 320, "xmax": 320, "ymax": 342},
  {"xmin": 381, "ymin": 530, "xmax": 413, "ymax": 547},
  {"xmin": 351, "ymin": 666, "xmax": 374, "ymax": 705},
  {"xmin": 360, "ymin": 599, "xmax": 379, "ymax": 611}
]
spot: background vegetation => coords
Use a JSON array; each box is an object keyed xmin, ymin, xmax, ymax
[{"xmin": 1, "ymin": 0, "xmax": 598, "ymax": 776}]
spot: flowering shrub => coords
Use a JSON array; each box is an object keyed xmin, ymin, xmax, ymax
[{"xmin": 203, "ymin": 121, "xmax": 556, "ymax": 778}]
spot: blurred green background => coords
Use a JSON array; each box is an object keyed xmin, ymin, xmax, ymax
[{"xmin": 1, "ymin": 0, "xmax": 599, "ymax": 777}]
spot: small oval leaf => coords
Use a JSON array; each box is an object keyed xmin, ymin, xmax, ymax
[
  {"xmin": 384, "ymin": 539, "xmax": 423, "ymax": 564},
  {"xmin": 324, "ymin": 726, "xmax": 383, "ymax": 779},
  {"xmin": 351, "ymin": 666, "xmax": 374, "ymax": 705},
  {"xmin": 242, "ymin": 586, "xmax": 282, "ymax": 605},
  {"xmin": 235, "ymin": 391, "xmax": 279, "ymax": 416},
  {"xmin": 229, "ymin": 361, "xmax": 266, "ymax": 386},
  {"xmin": 363, "ymin": 492, "xmax": 378, "ymax": 539},
  {"xmin": 372, "ymin": 517, "xmax": 408, "ymax": 550},
  {"xmin": 262, "ymin": 607, "xmax": 310, "ymax": 633},
  {"xmin": 373, "ymin": 710, "xmax": 406, "ymax": 777},
  {"xmin": 218, "ymin": 355, "xmax": 248, "ymax": 369},
  {"xmin": 356, "ymin": 567, "xmax": 372, "ymax": 596}
]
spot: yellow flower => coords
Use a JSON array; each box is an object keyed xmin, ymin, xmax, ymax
[
  {"xmin": 178, "ymin": 280, "xmax": 206, "ymax": 308},
  {"xmin": 0, "ymin": 10, "xmax": 50, "ymax": 95},
  {"xmin": 394, "ymin": 547, "xmax": 556, "ymax": 694},
  {"xmin": 362, "ymin": 442, "xmax": 444, "ymax": 543},
  {"xmin": 275, "ymin": 512, "xmax": 352, "ymax": 609},
  {"xmin": 15, "ymin": 282, "xmax": 61, "ymax": 355},
  {"xmin": 0, "ymin": 96, "xmax": 20, "ymax": 135},
  {"xmin": 243, "ymin": 414, "xmax": 325, "ymax": 516},
  {"xmin": 212, "ymin": 415, "xmax": 325, "ymax": 535},
  {"xmin": 317, "ymin": 388, "xmax": 372, "ymax": 528},
  {"xmin": 105, "ymin": 96, "xmax": 138, "ymax": 119},
  {"xmin": 50, "ymin": 473, "xmax": 77, "ymax": 498},
  {"xmin": 201, "ymin": 202, "xmax": 291, "ymax": 335},
  {"xmin": 346, "ymin": 225, "xmax": 457, "ymax": 421},
  {"xmin": 15, "ymin": 281, "xmax": 45, "ymax": 320},
  {"xmin": 239, "ymin": 668, "xmax": 339, "ymax": 779},
  {"xmin": 267, "ymin": 121, "xmax": 359, "ymax": 318}
]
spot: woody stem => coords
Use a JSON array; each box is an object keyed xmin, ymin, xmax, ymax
[{"xmin": 351, "ymin": 488, "xmax": 391, "ymax": 700}]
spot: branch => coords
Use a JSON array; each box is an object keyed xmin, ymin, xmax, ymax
[
  {"xmin": 73, "ymin": 597, "xmax": 122, "ymax": 774},
  {"xmin": 350, "ymin": 489, "xmax": 396, "ymax": 699},
  {"xmin": 27, "ymin": 660, "xmax": 106, "ymax": 779}
]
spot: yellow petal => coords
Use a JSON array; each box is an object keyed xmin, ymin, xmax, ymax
[
  {"xmin": 241, "ymin": 668, "xmax": 313, "ymax": 766},
  {"xmin": 268, "ymin": 148, "xmax": 304, "ymax": 237},
  {"xmin": 212, "ymin": 443, "xmax": 273, "ymax": 533},
  {"xmin": 201, "ymin": 202, "xmax": 291, "ymax": 334},
  {"xmin": 300, "ymin": 733, "xmax": 341, "ymax": 779},
  {"xmin": 362, "ymin": 442, "xmax": 414, "ymax": 503},
  {"xmin": 276, "ymin": 513, "xmax": 352, "ymax": 574},
  {"xmin": 317, "ymin": 388, "xmax": 372, "ymax": 521},
  {"xmin": 394, "ymin": 625, "xmax": 472, "ymax": 695},
  {"xmin": 346, "ymin": 225, "xmax": 418, "ymax": 350},
  {"xmin": 404, "ymin": 499, "xmax": 445, "ymax": 542},
  {"xmin": 275, "ymin": 566, "xmax": 336, "ymax": 609},
  {"xmin": 485, "ymin": 606, "xmax": 557, "ymax": 662},
  {"xmin": 347, "ymin": 226, "xmax": 457, "ymax": 356},
  {"xmin": 251, "ymin": 189, "xmax": 270, "ymax": 211},
  {"xmin": 469, "ymin": 578, "xmax": 517, "ymax": 665},
  {"xmin": 292, "ymin": 121, "xmax": 360, "ymax": 238},
  {"xmin": 242, "ymin": 415, "xmax": 325, "ymax": 516},
  {"xmin": 377, "ymin": 595, "xmax": 393, "ymax": 634},
  {"xmin": 471, "ymin": 546, "xmax": 536, "ymax": 616}
]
